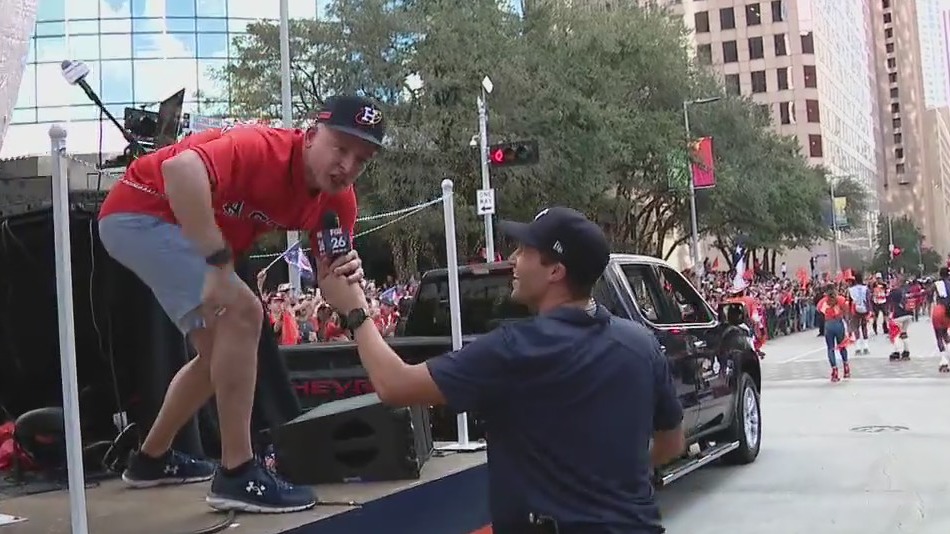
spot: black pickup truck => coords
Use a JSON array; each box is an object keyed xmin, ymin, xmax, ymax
[{"xmin": 282, "ymin": 253, "xmax": 762, "ymax": 484}]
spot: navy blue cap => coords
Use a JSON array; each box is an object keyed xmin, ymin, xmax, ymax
[
  {"xmin": 499, "ymin": 207, "xmax": 610, "ymax": 286},
  {"xmin": 316, "ymin": 95, "xmax": 386, "ymax": 147}
]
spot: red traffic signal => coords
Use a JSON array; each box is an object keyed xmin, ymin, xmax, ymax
[{"xmin": 488, "ymin": 140, "xmax": 539, "ymax": 168}]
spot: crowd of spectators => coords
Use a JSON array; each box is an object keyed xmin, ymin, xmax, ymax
[{"xmin": 257, "ymin": 270, "xmax": 416, "ymax": 346}]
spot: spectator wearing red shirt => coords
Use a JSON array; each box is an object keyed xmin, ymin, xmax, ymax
[{"xmin": 97, "ymin": 95, "xmax": 385, "ymax": 513}]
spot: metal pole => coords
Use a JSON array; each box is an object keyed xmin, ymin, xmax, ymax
[
  {"xmin": 49, "ymin": 125, "xmax": 90, "ymax": 534},
  {"xmin": 887, "ymin": 215, "xmax": 894, "ymax": 259},
  {"xmin": 436, "ymin": 180, "xmax": 483, "ymax": 452},
  {"xmin": 279, "ymin": 0, "xmax": 301, "ymax": 293},
  {"xmin": 478, "ymin": 92, "xmax": 494, "ymax": 262},
  {"xmin": 683, "ymin": 102, "xmax": 702, "ymax": 280},
  {"xmin": 830, "ymin": 178, "xmax": 840, "ymax": 273}
]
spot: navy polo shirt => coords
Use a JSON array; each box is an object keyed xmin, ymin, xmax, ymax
[{"xmin": 426, "ymin": 305, "xmax": 683, "ymax": 533}]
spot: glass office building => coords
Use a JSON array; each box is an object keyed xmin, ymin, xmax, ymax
[{"xmin": 3, "ymin": 0, "xmax": 331, "ymax": 158}]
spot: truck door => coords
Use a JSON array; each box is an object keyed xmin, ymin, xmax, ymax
[
  {"xmin": 606, "ymin": 263, "xmax": 701, "ymax": 432},
  {"xmin": 650, "ymin": 264, "xmax": 732, "ymax": 431}
]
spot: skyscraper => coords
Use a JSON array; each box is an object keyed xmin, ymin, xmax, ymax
[{"xmin": 871, "ymin": 0, "xmax": 950, "ymax": 254}]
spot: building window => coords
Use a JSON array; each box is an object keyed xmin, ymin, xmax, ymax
[
  {"xmin": 697, "ymin": 44, "xmax": 713, "ymax": 64},
  {"xmin": 806, "ymin": 99, "xmax": 820, "ymax": 122},
  {"xmin": 887, "ymin": 57, "xmax": 896, "ymax": 69},
  {"xmin": 896, "ymin": 163, "xmax": 905, "ymax": 174},
  {"xmin": 894, "ymin": 133, "xmax": 902, "ymax": 144},
  {"xmin": 749, "ymin": 37, "xmax": 764, "ymax": 59},
  {"xmin": 890, "ymin": 87, "xmax": 899, "ymax": 98},
  {"xmin": 756, "ymin": 103, "xmax": 771, "ymax": 122},
  {"xmin": 751, "ymin": 71, "xmax": 767, "ymax": 93},
  {"xmin": 720, "ymin": 7, "xmax": 736, "ymax": 30},
  {"xmin": 895, "ymin": 147, "xmax": 904, "ymax": 159},
  {"xmin": 893, "ymin": 117, "xmax": 902, "ymax": 129},
  {"xmin": 777, "ymin": 67, "xmax": 789, "ymax": 89},
  {"xmin": 695, "ymin": 11, "xmax": 710, "ymax": 32},
  {"xmin": 774, "ymin": 34, "xmax": 788, "ymax": 56},
  {"xmin": 801, "ymin": 32, "xmax": 815, "ymax": 54},
  {"xmin": 885, "ymin": 28, "xmax": 893, "ymax": 39},
  {"xmin": 771, "ymin": 0, "xmax": 785, "ymax": 22},
  {"xmin": 725, "ymin": 73, "xmax": 741, "ymax": 95},
  {"xmin": 746, "ymin": 3, "xmax": 762, "ymax": 25},
  {"xmin": 883, "ymin": 0, "xmax": 891, "ymax": 7},
  {"xmin": 808, "ymin": 134, "xmax": 823, "ymax": 157},
  {"xmin": 803, "ymin": 65, "xmax": 817, "ymax": 88},
  {"xmin": 779, "ymin": 101, "xmax": 794, "ymax": 124},
  {"xmin": 723, "ymin": 41, "xmax": 739, "ymax": 63},
  {"xmin": 884, "ymin": 13, "xmax": 892, "ymax": 24},
  {"xmin": 886, "ymin": 42, "xmax": 895, "ymax": 54},
  {"xmin": 888, "ymin": 72, "xmax": 897, "ymax": 83},
  {"xmin": 891, "ymin": 102, "xmax": 900, "ymax": 113}
]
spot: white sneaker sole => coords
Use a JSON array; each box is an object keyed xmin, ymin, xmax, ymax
[
  {"xmin": 122, "ymin": 472, "xmax": 213, "ymax": 488},
  {"xmin": 206, "ymin": 495, "xmax": 316, "ymax": 514}
]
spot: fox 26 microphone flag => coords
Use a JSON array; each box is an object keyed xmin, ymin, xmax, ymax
[{"xmin": 283, "ymin": 242, "xmax": 314, "ymax": 280}]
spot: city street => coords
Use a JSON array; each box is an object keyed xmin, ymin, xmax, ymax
[{"xmin": 659, "ymin": 320, "xmax": 950, "ymax": 533}]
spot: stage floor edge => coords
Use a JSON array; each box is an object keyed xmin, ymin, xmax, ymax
[{"xmin": 0, "ymin": 449, "xmax": 489, "ymax": 534}]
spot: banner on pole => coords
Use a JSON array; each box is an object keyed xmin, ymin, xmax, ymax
[
  {"xmin": 833, "ymin": 196, "xmax": 848, "ymax": 229},
  {"xmin": 667, "ymin": 148, "xmax": 690, "ymax": 192},
  {"xmin": 691, "ymin": 136, "xmax": 716, "ymax": 189}
]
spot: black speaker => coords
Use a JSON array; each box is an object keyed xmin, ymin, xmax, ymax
[{"xmin": 272, "ymin": 393, "xmax": 433, "ymax": 484}]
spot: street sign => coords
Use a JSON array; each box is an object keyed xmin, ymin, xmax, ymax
[{"xmin": 477, "ymin": 188, "xmax": 495, "ymax": 215}]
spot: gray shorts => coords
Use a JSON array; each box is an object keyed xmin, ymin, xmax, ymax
[{"xmin": 98, "ymin": 213, "xmax": 237, "ymax": 334}]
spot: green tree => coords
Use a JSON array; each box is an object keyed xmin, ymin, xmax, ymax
[{"xmin": 870, "ymin": 215, "xmax": 942, "ymax": 275}]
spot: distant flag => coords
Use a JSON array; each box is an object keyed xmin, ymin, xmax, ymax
[
  {"xmin": 283, "ymin": 242, "xmax": 313, "ymax": 280},
  {"xmin": 732, "ymin": 243, "xmax": 749, "ymax": 290}
]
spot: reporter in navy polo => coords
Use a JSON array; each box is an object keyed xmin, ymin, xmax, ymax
[{"xmin": 315, "ymin": 207, "xmax": 685, "ymax": 534}]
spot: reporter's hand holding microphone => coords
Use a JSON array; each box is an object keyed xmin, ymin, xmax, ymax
[{"xmin": 314, "ymin": 211, "xmax": 368, "ymax": 313}]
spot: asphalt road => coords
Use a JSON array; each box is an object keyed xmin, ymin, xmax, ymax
[{"xmin": 658, "ymin": 320, "xmax": 950, "ymax": 533}]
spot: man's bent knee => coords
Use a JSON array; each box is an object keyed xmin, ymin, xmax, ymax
[{"xmin": 217, "ymin": 285, "xmax": 264, "ymax": 335}]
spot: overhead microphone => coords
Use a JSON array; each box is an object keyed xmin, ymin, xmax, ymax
[{"xmin": 315, "ymin": 210, "xmax": 352, "ymax": 261}]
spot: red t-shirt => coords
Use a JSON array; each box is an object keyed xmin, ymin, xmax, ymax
[
  {"xmin": 98, "ymin": 126, "xmax": 357, "ymax": 254},
  {"xmin": 818, "ymin": 295, "xmax": 848, "ymax": 320}
]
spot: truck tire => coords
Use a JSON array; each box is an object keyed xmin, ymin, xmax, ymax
[{"xmin": 719, "ymin": 372, "xmax": 761, "ymax": 465}]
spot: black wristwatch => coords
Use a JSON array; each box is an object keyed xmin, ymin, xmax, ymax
[
  {"xmin": 205, "ymin": 246, "xmax": 232, "ymax": 267},
  {"xmin": 345, "ymin": 308, "xmax": 370, "ymax": 334}
]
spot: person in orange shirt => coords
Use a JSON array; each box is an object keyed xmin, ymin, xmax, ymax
[{"xmin": 817, "ymin": 285, "xmax": 850, "ymax": 382}]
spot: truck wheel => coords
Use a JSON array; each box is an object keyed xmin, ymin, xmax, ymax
[{"xmin": 719, "ymin": 372, "xmax": 761, "ymax": 465}]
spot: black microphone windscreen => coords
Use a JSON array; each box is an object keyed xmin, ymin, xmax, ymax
[{"xmin": 322, "ymin": 211, "xmax": 340, "ymax": 230}]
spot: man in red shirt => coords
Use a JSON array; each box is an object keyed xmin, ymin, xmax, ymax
[{"xmin": 97, "ymin": 95, "xmax": 384, "ymax": 512}]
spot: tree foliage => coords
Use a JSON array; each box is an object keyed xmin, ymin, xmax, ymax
[
  {"xmin": 218, "ymin": 0, "xmax": 869, "ymax": 277},
  {"xmin": 869, "ymin": 215, "xmax": 942, "ymax": 275}
]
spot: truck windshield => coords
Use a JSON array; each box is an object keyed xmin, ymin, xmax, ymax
[{"xmin": 403, "ymin": 271, "xmax": 532, "ymax": 336}]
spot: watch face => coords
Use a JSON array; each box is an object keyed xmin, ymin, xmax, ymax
[{"xmin": 347, "ymin": 309, "xmax": 367, "ymax": 329}]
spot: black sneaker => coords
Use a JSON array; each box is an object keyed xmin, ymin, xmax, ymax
[
  {"xmin": 205, "ymin": 461, "xmax": 316, "ymax": 513},
  {"xmin": 122, "ymin": 449, "xmax": 215, "ymax": 488}
]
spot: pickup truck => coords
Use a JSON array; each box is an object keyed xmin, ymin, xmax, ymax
[{"xmin": 282, "ymin": 253, "xmax": 762, "ymax": 484}]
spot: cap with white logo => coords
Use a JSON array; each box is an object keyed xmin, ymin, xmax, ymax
[
  {"xmin": 499, "ymin": 207, "xmax": 610, "ymax": 286},
  {"xmin": 315, "ymin": 95, "xmax": 386, "ymax": 147}
]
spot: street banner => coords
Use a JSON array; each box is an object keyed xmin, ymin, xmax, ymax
[{"xmin": 691, "ymin": 136, "xmax": 716, "ymax": 189}]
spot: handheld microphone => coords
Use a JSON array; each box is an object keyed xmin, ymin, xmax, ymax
[{"xmin": 315, "ymin": 211, "xmax": 352, "ymax": 261}]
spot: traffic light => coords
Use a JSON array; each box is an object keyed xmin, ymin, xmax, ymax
[{"xmin": 488, "ymin": 140, "xmax": 539, "ymax": 168}]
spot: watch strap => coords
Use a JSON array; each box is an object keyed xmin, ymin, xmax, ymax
[
  {"xmin": 346, "ymin": 308, "xmax": 370, "ymax": 333},
  {"xmin": 206, "ymin": 246, "xmax": 233, "ymax": 267}
]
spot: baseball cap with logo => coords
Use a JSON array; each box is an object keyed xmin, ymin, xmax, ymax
[
  {"xmin": 315, "ymin": 95, "xmax": 386, "ymax": 147},
  {"xmin": 499, "ymin": 207, "xmax": 610, "ymax": 286}
]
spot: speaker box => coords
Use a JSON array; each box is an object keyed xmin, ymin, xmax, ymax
[{"xmin": 272, "ymin": 393, "xmax": 433, "ymax": 484}]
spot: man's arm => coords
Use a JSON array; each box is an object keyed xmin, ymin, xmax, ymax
[
  {"xmin": 161, "ymin": 128, "xmax": 265, "ymax": 256},
  {"xmin": 350, "ymin": 319, "xmax": 510, "ymax": 411},
  {"xmin": 161, "ymin": 151, "xmax": 226, "ymax": 256},
  {"xmin": 649, "ymin": 338, "xmax": 685, "ymax": 467}
]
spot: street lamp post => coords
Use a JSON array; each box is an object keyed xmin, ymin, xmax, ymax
[
  {"xmin": 477, "ymin": 76, "xmax": 495, "ymax": 261},
  {"xmin": 682, "ymin": 96, "xmax": 720, "ymax": 281},
  {"xmin": 829, "ymin": 177, "xmax": 840, "ymax": 274}
]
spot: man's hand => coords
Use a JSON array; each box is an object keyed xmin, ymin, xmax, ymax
[
  {"xmin": 317, "ymin": 255, "xmax": 368, "ymax": 312},
  {"xmin": 330, "ymin": 250, "xmax": 365, "ymax": 284}
]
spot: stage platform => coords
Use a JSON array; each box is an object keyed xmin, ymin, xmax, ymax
[{"xmin": 0, "ymin": 448, "xmax": 488, "ymax": 534}]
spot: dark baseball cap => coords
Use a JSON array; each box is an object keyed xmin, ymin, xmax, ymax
[
  {"xmin": 499, "ymin": 207, "xmax": 610, "ymax": 286},
  {"xmin": 315, "ymin": 95, "xmax": 386, "ymax": 147}
]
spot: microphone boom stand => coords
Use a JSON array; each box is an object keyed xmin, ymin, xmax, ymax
[{"xmin": 75, "ymin": 84, "xmax": 149, "ymax": 164}]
